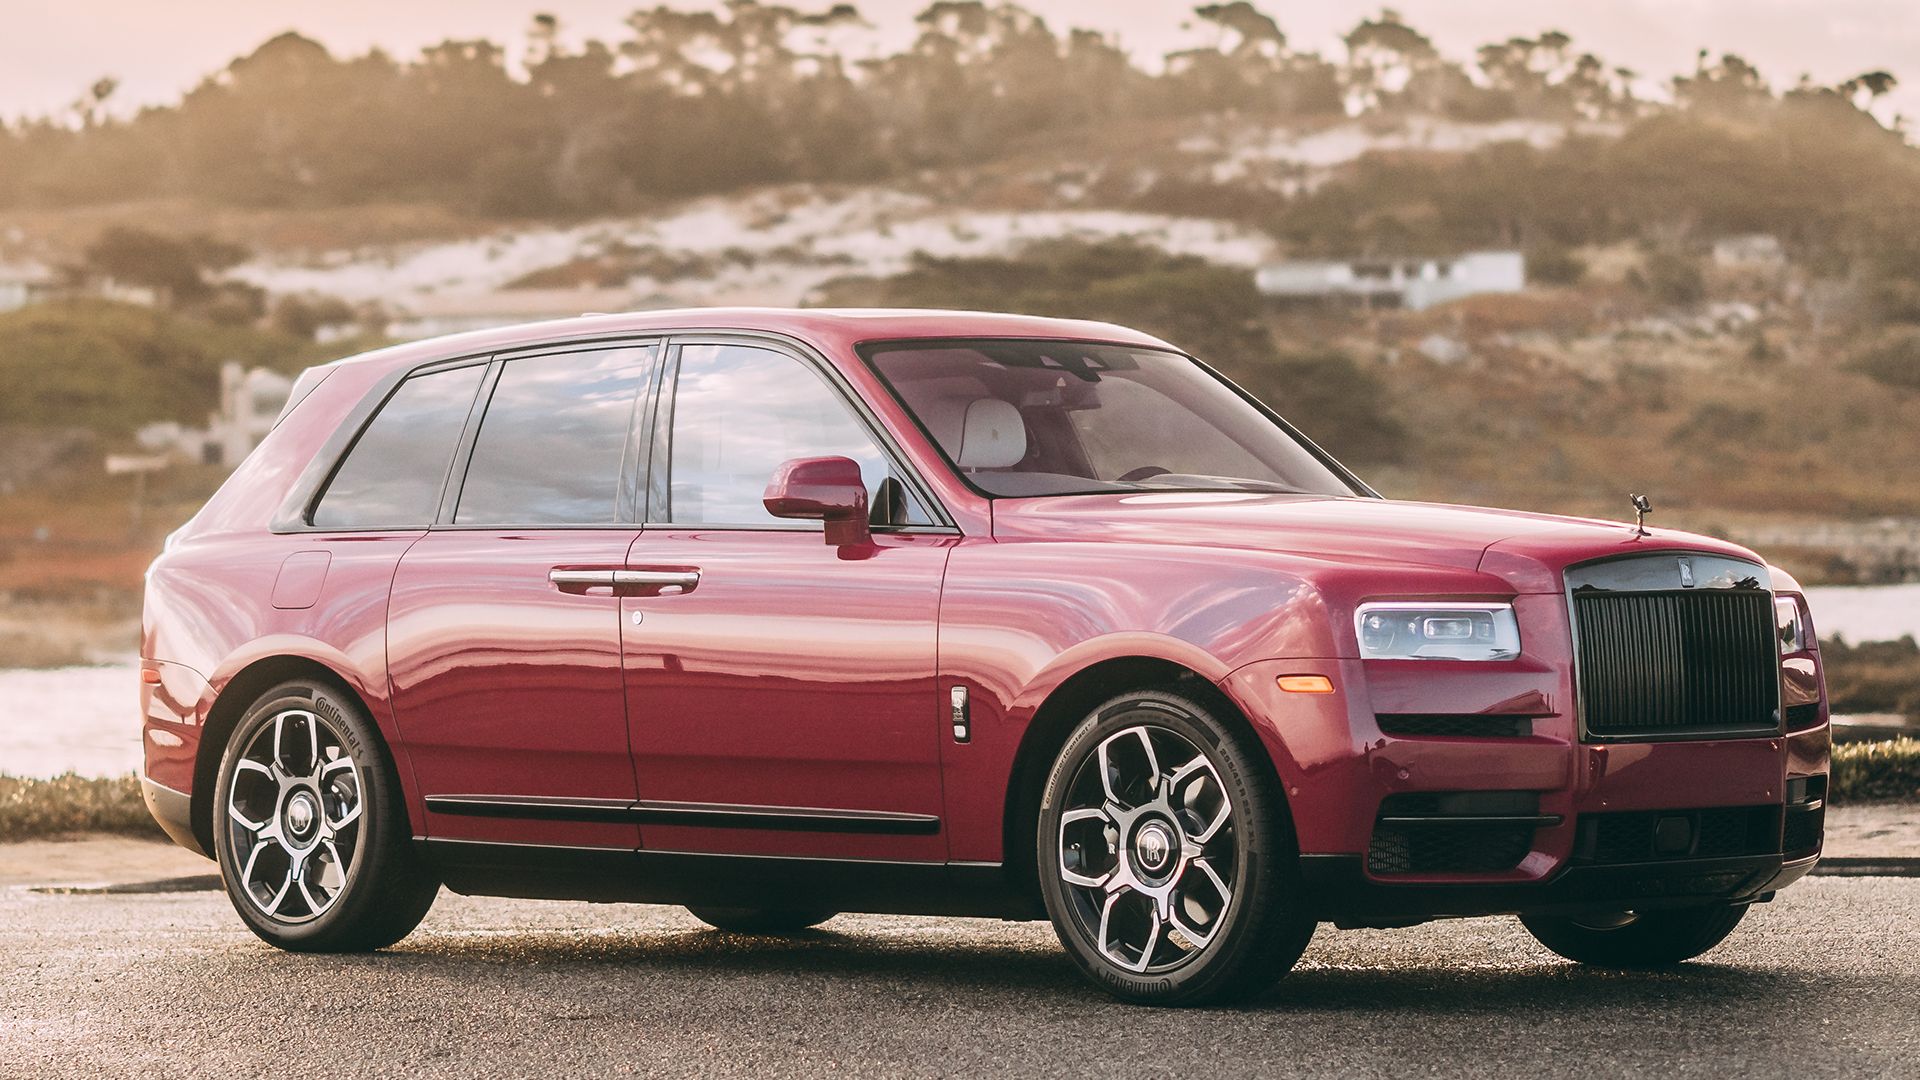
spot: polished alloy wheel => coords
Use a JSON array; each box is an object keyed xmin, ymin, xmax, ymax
[
  {"xmin": 1056, "ymin": 723, "xmax": 1236, "ymax": 974},
  {"xmin": 225, "ymin": 708, "xmax": 364, "ymax": 924}
]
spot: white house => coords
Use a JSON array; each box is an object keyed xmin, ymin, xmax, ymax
[
  {"xmin": 1256, "ymin": 251, "xmax": 1525, "ymax": 311},
  {"xmin": 0, "ymin": 261, "xmax": 58, "ymax": 313},
  {"xmin": 136, "ymin": 362, "xmax": 295, "ymax": 467}
]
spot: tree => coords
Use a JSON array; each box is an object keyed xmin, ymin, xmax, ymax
[{"xmin": 81, "ymin": 228, "xmax": 248, "ymax": 305}]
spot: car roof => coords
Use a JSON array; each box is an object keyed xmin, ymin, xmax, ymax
[{"xmin": 322, "ymin": 307, "xmax": 1179, "ymax": 376}]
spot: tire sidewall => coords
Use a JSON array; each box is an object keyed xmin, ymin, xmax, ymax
[
  {"xmin": 1036, "ymin": 689, "xmax": 1293, "ymax": 1003},
  {"xmin": 212, "ymin": 679, "xmax": 404, "ymax": 948}
]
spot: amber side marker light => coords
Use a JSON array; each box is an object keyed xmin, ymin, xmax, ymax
[
  {"xmin": 1276, "ymin": 675, "xmax": 1335, "ymax": 694},
  {"xmin": 140, "ymin": 667, "xmax": 162, "ymax": 685}
]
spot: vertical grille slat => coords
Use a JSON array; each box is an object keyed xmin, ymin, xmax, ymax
[{"xmin": 1573, "ymin": 587, "xmax": 1778, "ymax": 739}]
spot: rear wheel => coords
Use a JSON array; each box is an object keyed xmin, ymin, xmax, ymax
[
  {"xmin": 213, "ymin": 679, "xmax": 439, "ymax": 952},
  {"xmin": 686, "ymin": 906, "xmax": 838, "ymax": 933},
  {"xmin": 1520, "ymin": 903, "xmax": 1750, "ymax": 968},
  {"xmin": 1037, "ymin": 689, "xmax": 1316, "ymax": 1006}
]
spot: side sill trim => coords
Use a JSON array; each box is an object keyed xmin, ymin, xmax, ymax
[
  {"xmin": 422, "ymin": 794, "xmax": 941, "ymax": 835},
  {"xmin": 413, "ymin": 838, "xmax": 1035, "ymax": 918}
]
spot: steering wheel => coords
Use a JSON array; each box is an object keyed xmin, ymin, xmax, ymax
[{"xmin": 1118, "ymin": 466, "xmax": 1171, "ymax": 482}]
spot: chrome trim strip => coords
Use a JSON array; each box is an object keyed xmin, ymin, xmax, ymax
[
  {"xmin": 1376, "ymin": 815, "xmax": 1564, "ymax": 827},
  {"xmin": 422, "ymin": 794, "xmax": 941, "ymax": 835},
  {"xmin": 632, "ymin": 800, "xmax": 941, "ymax": 835},
  {"xmin": 424, "ymin": 795, "xmax": 636, "ymax": 824}
]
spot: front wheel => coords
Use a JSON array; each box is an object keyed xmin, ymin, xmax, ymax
[
  {"xmin": 213, "ymin": 679, "xmax": 439, "ymax": 952},
  {"xmin": 1520, "ymin": 903, "xmax": 1750, "ymax": 968},
  {"xmin": 1037, "ymin": 689, "xmax": 1316, "ymax": 1006}
]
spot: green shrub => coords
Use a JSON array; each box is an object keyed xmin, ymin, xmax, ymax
[
  {"xmin": 1831, "ymin": 738, "xmax": 1920, "ymax": 802},
  {"xmin": 0, "ymin": 773, "xmax": 160, "ymax": 840},
  {"xmin": 1844, "ymin": 329, "xmax": 1920, "ymax": 391},
  {"xmin": 1633, "ymin": 250, "xmax": 1707, "ymax": 306}
]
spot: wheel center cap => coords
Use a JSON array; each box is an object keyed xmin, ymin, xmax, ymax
[
  {"xmin": 285, "ymin": 792, "xmax": 318, "ymax": 840},
  {"xmin": 1134, "ymin": 821, "xmax": 1176, "ymax": 874}
]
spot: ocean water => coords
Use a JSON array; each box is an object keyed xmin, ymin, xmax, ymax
[{"xmin": 3, "ymin": 586, "xmax": 1915, "ymax": 780}]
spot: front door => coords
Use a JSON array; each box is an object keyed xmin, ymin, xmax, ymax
[
  {"xmin": 387, "ymin": 343, "xmax": 659, "ymax": 849},
  {"xmin": 623, "ymin": 341, "xmax": 952, "ymax": 862}
]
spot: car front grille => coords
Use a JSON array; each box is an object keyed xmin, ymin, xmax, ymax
[{"xmin": 1572, "ymin": 588, "xmax": 1779, "ymax": 739}]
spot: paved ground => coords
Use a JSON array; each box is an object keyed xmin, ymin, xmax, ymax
[{"xmin": 2, "ymin": 876, "xmax": 1915, "ymax": 1078}]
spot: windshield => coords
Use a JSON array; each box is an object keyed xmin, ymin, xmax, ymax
[{"xmin": 861, "ymin": 339, "xmax": 1365, "ymax": 499}]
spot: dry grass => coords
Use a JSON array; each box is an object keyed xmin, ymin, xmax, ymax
[
  {"xmin": 0, "ymin": 773, "xmax": 159, "ymax": 840},
  {"xmin": 1832, "ymin": 738, "xmax": 1920, "ymax": 803}
]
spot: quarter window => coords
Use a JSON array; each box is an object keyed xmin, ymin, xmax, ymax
[
  {"xmin": 663, "ymin": 344, "xmax": 928, "ymax": 526},
  {"xmin": 312, "ymin": 364, "xmax": 485, "ymax": 529},
  {"xmin": 454, "ymin": 346, "xmax": 657, "ymax": 525}
]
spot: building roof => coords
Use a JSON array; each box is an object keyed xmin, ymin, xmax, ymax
[{"xmin": 328, "ymin": 307, "xmax": 1176, "ymax": 375}]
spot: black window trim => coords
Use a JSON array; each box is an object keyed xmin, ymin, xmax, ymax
[
  {"xmin": 645, "ymin": 333, "xmax": 958, "ymax": 535},
  {"xmin": 272, "ymin": 328, "xmax": 959, "ymax": 536},
  {"xmin": 852, "ymin": 335, "xmax": 1382, "ymax": 503}
]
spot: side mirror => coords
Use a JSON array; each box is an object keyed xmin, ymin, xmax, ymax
[{"xmin": 763, "ymin": 456, "xmax": 871, "ymax": 547}]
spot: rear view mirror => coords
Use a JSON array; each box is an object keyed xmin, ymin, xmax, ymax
[{"xmin": 763, "ymin": 456, "xmax": 871, "ymax": 547}]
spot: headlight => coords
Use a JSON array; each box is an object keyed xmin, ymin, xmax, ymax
[
  {"xmin": 1356, "ymin": 602, "xmax": 1521, "ymax": 661},
  {"xmin": 1775, "ymin": 596, "xmax": 1806, "ymax": 655}
]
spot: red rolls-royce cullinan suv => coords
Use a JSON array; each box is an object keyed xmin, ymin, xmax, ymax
[{"xmin": 140, "ymin": 309, "xmax": 1829, "ymax": 1004}]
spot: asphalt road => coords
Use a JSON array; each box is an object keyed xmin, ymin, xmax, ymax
[{"xmin": 3, "ymin": 878, "xmax": 1916, "ymax": 1078}]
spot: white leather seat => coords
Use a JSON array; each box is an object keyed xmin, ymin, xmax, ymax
[{"xmin": 922, "ymin": 396, "xmax": 1026, "ymax": 469}]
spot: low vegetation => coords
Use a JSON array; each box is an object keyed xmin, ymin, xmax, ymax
[
  {"xmin": 0, "ymin": 773, "xmax": 157, "ymax": 840},
  {"xmin": 1831, "ymin": 738, "xmax": 1920, "ymax": 803}
]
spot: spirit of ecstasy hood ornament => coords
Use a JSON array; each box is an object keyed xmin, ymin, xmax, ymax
[{"xmin": 1630, "ymin": 493, "xmax": 1653, "ymax": 537}]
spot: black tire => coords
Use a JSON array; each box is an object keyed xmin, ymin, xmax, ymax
[
  {"xmin": 1520, "ymin": 903, "xmax": 1750, "ymax": 968},
  {"xmin": 212, "ymin": 679, "xmax": 439, "ymax": 952},
  {"xmin": 686, "ymin": 906, "xmax": 838, "ymax": 933},
  {"xmin": 1037, "ymin": 688, "xmax": 1316, "ymax": 1006}
]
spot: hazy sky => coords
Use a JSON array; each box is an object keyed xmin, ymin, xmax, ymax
[{"xmin": 4, "ymin": 0, "xmax": 1916, "ymax": 121}]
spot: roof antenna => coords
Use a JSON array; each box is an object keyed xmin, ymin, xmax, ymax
[{"xmin": 1630, "ymin": 493, "xmax": 1653, "ymax": 537}]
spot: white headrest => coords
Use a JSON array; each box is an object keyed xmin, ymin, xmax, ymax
[{"xmin": 955, "ymin": 398, "xmax": 1026, "ymax": 469}]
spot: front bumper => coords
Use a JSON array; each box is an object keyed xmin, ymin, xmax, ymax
[
  {"xmin": 1300, "ymin": 850, "xmax": 1819, "ymax": 925},
  {"xmin": 1222, "ymin": 652, "xmax": 1831, "ymax": 921}
]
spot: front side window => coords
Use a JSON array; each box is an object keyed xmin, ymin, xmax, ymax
[
  {"xmin": 662, "ymin": 343, "xmax": 929, "ymax": 526},
  {"xmin": 454, "ymin": 346, "xmax": 657, "ymax": 525},
  {"xmin": 312, "ymin": 364, "xmax": 486, "ymax": 528},
  {"xmin": 862, "ymin": 340, "xmax": 1362, "ymax": 499}
]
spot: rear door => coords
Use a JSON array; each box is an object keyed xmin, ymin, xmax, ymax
[
  {"xmin": 387, "ymin": 342, "xmax": 660, "ymax": 849},
  {"xmin": 621, "ymin": 339, "xmax": 955, "ymax": 862}
]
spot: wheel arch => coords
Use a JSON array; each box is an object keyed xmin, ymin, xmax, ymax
[
  {"xmin": 998, "ymin": 654, "xmax": 1289, "ymax": 913},
  {"xmin": 190, "ymin": 653, "xmax": 392, "ymax": 856}
]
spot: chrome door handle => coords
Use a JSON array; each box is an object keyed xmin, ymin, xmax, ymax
[
  {"xmin": 613, "ymin": 569, "xmax": 701, "ymax": 590},
  {"xmin": 549, "ymin": 569, "xmax": 617, "ymax": 588}
]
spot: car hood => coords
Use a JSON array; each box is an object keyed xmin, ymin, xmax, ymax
[{"xmin": 989, "ymin": 492, "xmax": 1763, "ymax": 592}]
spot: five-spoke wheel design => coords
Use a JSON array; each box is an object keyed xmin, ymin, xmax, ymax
[
  {"xmin": 225, "ymin": 707, "xmax": 364, "ymax": 924},
  {"xmin": 1056, "ymin": 723, "xmax": 1237, "ymax": 975}
]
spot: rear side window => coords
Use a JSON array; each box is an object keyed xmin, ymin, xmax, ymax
[
  {"xmin": 311, "ymin": 364, "xmax": 485, "ymax": 529},
  {"xmin": 453, "ymin": 346, "xmax": 657, "ymax": 525}
]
